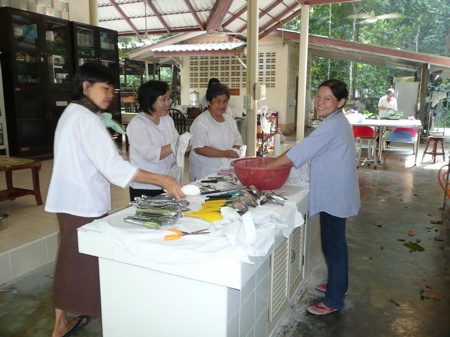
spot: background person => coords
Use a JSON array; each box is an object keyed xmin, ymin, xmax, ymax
[
  {"xmin": 201, "ymin": 77, "xmax": 220, "ymax": 111},
  {"xmin": 189, "ymin": 83, "xmax": 244, "ymax": 181},
  {"xmin": 265, "ymin": 79, "xmax": 360, "ymax": 316},
  {"xmin": 45, "ymin": 62, "xmax": 184, "ymax": 337},
  {"xmin": 378, "ymin": 88, "xmax": 397, "ymax": 118},
  {"xmin": 126, "ymin": 80, "xmax": 180, "ymax": 200}
]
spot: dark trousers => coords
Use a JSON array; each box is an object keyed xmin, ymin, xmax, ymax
[{"xmin": 320, "ymin": 212, "xmax": 348, "ymax": 310}]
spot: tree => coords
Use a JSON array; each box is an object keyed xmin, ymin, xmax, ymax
[{"xmin": 283, "ymin": 0, "xmax": 449, "ymax": 113}]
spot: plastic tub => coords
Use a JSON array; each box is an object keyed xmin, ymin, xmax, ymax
[{"xmin": 232, "ymin": 157, "xmax": 292, "ymax": 190}]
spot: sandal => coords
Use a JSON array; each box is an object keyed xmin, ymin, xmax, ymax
[
  {"xmin": 315, "ymin": 283, "xmax": 327, "ymax": 292},
  {"xmin": 307, "ymin": 302, "xmax": 338, "ymax": 316}
]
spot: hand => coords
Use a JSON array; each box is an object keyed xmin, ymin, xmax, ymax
[
  {"xmin": 160, "ymin": 175, "xmax": 186, "ymax": 199},
  {"xmin": 224, "ymin": 149, "xmax": 239, "ymax": 159}
]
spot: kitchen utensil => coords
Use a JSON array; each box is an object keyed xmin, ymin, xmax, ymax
[
  {"xmin": 260, "ymin": 195, "xmax": 286, "ymax": 205},
  {"xmin": 229, "ymin": 201, "xmax": 249, "ymax": 214},
  {"xmin": 201, "ymin": 179, "xmax": 219, "ymax": 183},
  {"xmin": 164, "ymin": 228, "xmax": 210, "ymax": 241},
  {"xmin": 248, "ymin": 185, "xmax": 262, "ymax": 199}
]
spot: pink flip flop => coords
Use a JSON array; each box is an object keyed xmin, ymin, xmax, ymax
[{"xmin": 307, "ymin": 302, "xmax": 338, "ymax": 316}]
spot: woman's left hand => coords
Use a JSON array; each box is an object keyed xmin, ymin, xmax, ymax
[{"xmin": 224, "ymin": 149, "xmax": 239, "ymax": 159}]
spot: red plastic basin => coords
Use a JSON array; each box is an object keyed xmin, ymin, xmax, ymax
[{"xmin": 231, "ymin": 157, "xmax": 293, "ymax": 190}]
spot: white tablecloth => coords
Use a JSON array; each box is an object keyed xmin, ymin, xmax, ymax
[{"xmin": 82, "ymin": 182, "xmax": 308, "ymax": 265}]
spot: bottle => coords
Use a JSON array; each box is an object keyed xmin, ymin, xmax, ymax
[{"xmin": 274, "ymin": 133, "xmax": 282, "ymax": 156}]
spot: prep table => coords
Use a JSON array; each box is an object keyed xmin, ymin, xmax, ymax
[{"xmin": 77, "ymin": 180, "xmax": 322, "ymax": 337}]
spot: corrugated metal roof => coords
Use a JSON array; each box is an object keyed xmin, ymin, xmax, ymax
[
  {"xmin": 151, "ymin": 41, "xmax": 246, "ymax": 52},
  {"xmin": 97, "ymin": 0, "xmax": 357, "ymax": 38}
]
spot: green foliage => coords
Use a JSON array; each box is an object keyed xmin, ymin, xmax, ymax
[{"xmin": 283, "ymin": 0, "xmax": 450, "ymax": 108}]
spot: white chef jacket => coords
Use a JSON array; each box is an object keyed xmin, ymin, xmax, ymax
[
  {"xmin": 45, "ymin": 103, "xmax": 137, "ymax": 217},
  {"xmin": 378, "ymin": 95, "xmax": 398, "ymax": 118},
  {"xmin": 189, "ymin": 111, "xmax": 243, "ymax": 181},
  {"xmin": 126, "ymin": 112, "xmax": 178, "ymax": 190}
]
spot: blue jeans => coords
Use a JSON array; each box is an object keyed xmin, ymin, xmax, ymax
[{"xmin": 320, "ymin": 212, "xmax": 348, "ymax": 310}]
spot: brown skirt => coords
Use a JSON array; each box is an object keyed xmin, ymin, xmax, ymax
[{"xmin": 53, "ymin": 213, "xmax": 106, "ymax": 316}]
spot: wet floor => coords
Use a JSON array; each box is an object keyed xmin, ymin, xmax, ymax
[{"xmin": 0, "ymin": 143, "xmax": 449, "ymax": 337}]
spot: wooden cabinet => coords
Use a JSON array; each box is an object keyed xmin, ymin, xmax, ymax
[
  {"xmin": 0, "ymin": 7, "xmax": 120, "ymax": 157},
  {"xmin": 72, "ymin": 22, "xmax": 121, "ymax": 121},
  {"xmin": 0, "ymin": 7, "xmax": 72, "ymax": 157}
]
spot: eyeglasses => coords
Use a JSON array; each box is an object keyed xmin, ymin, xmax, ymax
[{"xmin": 157, "ymin": 97, "xmax": 172, "ymax": 104}]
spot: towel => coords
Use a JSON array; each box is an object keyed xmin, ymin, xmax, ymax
[
  {"xmin": 170, "ymin": 132, "xmax": 192, "ymax": 182},
  {"xmin": 218, "ymin": 145, "xmax": 247, "ymax": 172},
  {"xmin": 97, "ymin": 112, "xmax": 125, "ymax": 134}
]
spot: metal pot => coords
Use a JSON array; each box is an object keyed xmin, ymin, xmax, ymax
[{"xmin": 0, "ymin": 213, "xmax": 9, "ymax": 231}]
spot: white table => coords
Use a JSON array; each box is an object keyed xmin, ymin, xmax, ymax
[
  {"xmin": 77, "ymin": 182, "xmax": 319, "ymax": 337},
  {"xmin": 349, "ymin": 118, "xmax": 423, "ymax": 165}
]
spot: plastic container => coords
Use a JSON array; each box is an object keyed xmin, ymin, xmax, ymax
[{"xmin": 232, "ymin": 157, "xmax": 292, "ymax": 190}]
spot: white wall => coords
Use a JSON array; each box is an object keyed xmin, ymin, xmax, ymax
[
  {"xmin": 68, "ymin": 0, "xmax": 90, "ymax": 24},
  {"xmin": 179, "ymin": 35, "xmax": 298, "ymax": 134}
]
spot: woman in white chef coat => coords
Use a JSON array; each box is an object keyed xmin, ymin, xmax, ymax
[
  {"xmin": 189, "ymin": 83, "xmax": 244, "ymax": 181},
  {"xmin": 126, "ymin": 80, "xmax": 179, "ymax": 200},
  {"xmin": 45, "ymin": 62, "xmax": 184, "ymax": 337}
]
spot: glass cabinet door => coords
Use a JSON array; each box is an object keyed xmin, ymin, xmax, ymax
[
  {"xmin": 74, "ymin": 26, "xmax": 96, "ymax": 58},
  {"xmin": 45, "ymin": 19, "xmax": 71, "ymax": 86},
  {"xmin": 15, "ymin": 51, "xmax": 42, "ymax": 84},
  {"xmin": 99, "ymin": 29, "xmax": 117, "ymax": 60},
  {"xmin": 12, "ymin": 12, "xmax": 39, "ymax": 51}
]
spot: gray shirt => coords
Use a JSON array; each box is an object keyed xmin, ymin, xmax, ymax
[{"xmin": 286, "ymin": 109, "xmax": 360, "ymax": 219}]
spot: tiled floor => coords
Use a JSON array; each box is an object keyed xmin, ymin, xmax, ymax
[
  {"xmin": 0, "ymin": 154, "xmax": 136, "ymax": 285},
  {"xmin": 1, "ymin": 136, "xmax": 450, "ymax": 337}
]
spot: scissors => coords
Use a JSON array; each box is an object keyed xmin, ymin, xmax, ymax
[{"xmin": 164, "ymin": 228, "xmax": 210, "ymax": 241}]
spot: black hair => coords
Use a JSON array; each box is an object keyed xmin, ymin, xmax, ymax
[
  {"xmin": 206, "ymin": 83, "xmax": 230, "ymax": 102},
  {"xmin": 318, "ymin": 79, "xmax": 348, "ymax": 107},
  {"xmin": 137, "ymin": 80, "xmax": 169, "ymax": 114},
  {"xmin": 207, "ymin": 78, "xmax": 220, "ymax": 88},
  {"xmin": 71, "ymin": 62, "xmax": 116, "ymax": 100}
]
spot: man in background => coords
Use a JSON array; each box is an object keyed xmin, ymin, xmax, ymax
[{"xmin": 378, "ymin": 88, "xmax": 397, "ymax": 118}]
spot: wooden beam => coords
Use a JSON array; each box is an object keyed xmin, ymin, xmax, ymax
[
  {"xmin": 184, "ymin": 0, "xmax": 204, "ymax": 30},
  {"xmin": 205, "ymin": 0, "xmax": 233, "ymax": 31},
  {"xmin": 146, "ymin": 0, "xmax": 171, "ymax": 33},
  {"xmin": 109, "ymin": 0, "xmax": 139, "ymax": 35}
]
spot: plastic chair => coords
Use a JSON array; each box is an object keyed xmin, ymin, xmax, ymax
[
  {"xmin": 168, "ymin": 108, "xmax": 187, "ymax": 134},
  {"xmin": 353, "ymin": 126, "xmax": 377, "ymax": 168}
]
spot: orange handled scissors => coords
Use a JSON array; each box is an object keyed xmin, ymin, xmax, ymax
[{"xmin": 164, "ymin": 228, "xmax": 210, "ymax": 241}]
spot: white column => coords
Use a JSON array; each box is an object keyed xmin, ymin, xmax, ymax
[
  {"xmin": 296, "ymin": 5, "xmax": 310, "ymax": 142},
  {"xmin": 90, "ymin": 0, "xmax": 98, "ymax": 26},
  {"xmin": 245, "ymin": 0, "xmax": 259, "ymax": 157}
]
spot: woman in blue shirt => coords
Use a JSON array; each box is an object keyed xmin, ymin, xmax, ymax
[{"xmin": 266, "ymin": 79, "xmax": 360, "ymax": 315}]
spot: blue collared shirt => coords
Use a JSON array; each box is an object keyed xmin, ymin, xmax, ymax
[{"xmin": 286, "ymin": 109, "xmax": 360, "ymax": 219}]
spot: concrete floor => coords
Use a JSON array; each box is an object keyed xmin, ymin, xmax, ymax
[{"xmin": 0, "ymin": 140, "xmax": 449, "ymax": 337}]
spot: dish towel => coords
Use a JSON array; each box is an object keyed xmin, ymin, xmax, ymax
[
  {"xmin": 170, "ymin": 132, "xmax": 192, "ymax": 182},
  {"xmin": 218, "ymin": 145, "xmax": 247, "ymax": 172}
]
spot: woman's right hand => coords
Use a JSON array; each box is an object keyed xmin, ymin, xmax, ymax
[{"xmin": 159, "ymin": 175, "xmax": 186, "ymax": 199}]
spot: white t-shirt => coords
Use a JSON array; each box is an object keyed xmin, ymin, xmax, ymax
[
  {"xmin": 189, "ymin": 111, "xmax": 243, "ymax": 181},
  {"xmin": 45, "ymin": 103, "xmax": 137, "ymax": 217},
  {"xmin": 378, "ymin": 95, "xmax": 398, "ymax": 118},
  {"xmin": 126, "ymin": 112, "xmax": 179, "ymax": 190}
]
